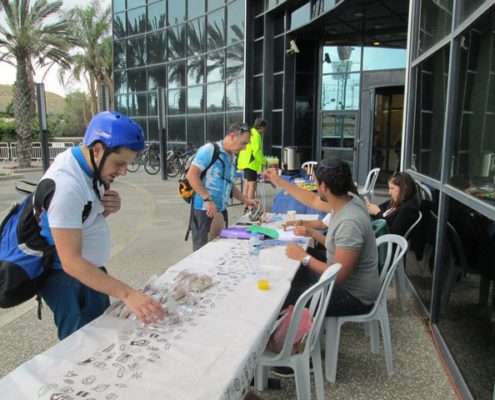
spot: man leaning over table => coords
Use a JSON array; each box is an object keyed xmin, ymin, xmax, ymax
[
  {"xmin": 38, "ymin": 111, "xmax": 165, "ymax": 340},
  {"xmin": 186, "ymin": 122, "xmax": 259, "ymax": 251},
  {"xmin": 264, "ymin": 158, "xmax": 379, "ymax": 317}
]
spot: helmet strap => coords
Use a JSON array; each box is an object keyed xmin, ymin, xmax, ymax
[{"xmin": 89, "ymin": 146, "xmax": 110, "ymax": 200}]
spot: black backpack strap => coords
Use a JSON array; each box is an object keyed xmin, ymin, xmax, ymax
[{"xmin": 185, "ymin": 142, "xmax": 223, "ymax": 242}]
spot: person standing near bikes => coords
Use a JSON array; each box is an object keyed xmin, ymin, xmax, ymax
[
  {"xmin": 237, "ymin": 118, "xmax": 268, "ymax": 213},
  {"xmin": 37, "ymin": 111, "xmax": 165, "ymax": 339},
  {"xmin": 186, "ymin": 122, "xmax": 259, "ymax": 251}
]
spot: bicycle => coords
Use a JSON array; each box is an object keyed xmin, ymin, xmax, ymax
[
  {"xmin": 127, "ymin": 142, "xmax": 161, "ymax": 175},
  {"xmin": 167, "ymin": 146, "xmax": 195, "ymax": 178}
]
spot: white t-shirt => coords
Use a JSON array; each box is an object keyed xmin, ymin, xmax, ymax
[
  {"xmin": 322, "ymin": 213, "xmax": 332, "ymax": 227},
  {"xmin": 40, "ymin": 148, "xmax": 110, "ymax": 268}
]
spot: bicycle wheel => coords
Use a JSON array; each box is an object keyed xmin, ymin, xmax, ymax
[
  {"xmin": 166, "ymin": 159, "xmax": 180, "ymax": 177},
  {"xmin": 127, "ymin": 153, "xmax": 142, "ymax": 172},
  {"xmin": 144, "ymin": 153, "xmax": 161, "ymax": 175}
]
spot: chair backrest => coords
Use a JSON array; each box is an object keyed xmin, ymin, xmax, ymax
[
  {"xmin": 301, "ymin": 161, "xmax": 318, "ymax": 181},
  {"xmin": 272, "ymin": 263, "xmax": 342, "ymax": 361},
  {"xmin": 372, "ymin": 219, "xmax": 389, "ymax": 273},
  {"xmin": 373, "ymin": 235, "xmax": 408, "ymax": 308},
  {"xmin": 403, "ymin": 210, "xmax": 422, "ymax": 241},
  {"xmin": 415, "ymin": 180, "xmax": 433, "ymax": 202},
  {"xmin": 363, "ymin": 168, "xmax": 380, "ymax": 193}
]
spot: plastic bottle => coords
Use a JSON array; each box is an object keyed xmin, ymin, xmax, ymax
[{"xmin": 248, "ymin": 232, "xmax": 261, "ymax": 275}]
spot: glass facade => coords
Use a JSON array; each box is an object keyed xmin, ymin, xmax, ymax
[{"xmin": 112, "ymin": 0, "xmax": 245, "ymax": 146}]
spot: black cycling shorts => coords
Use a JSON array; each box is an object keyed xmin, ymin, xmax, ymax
[{"xmin": 243, "ymin": 168, "xmax": 257, "ymax": 182}]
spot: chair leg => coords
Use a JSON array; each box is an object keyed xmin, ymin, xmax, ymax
[
  {"xmin": 379, "ymin": 310, "xmax": 395, "ymax": 376},
  {"xmin": 254, "ymin": 364, "xmax": 269, "ymax": 391},
  {"xmin": 293, "ymin": 356, "xmax": 311, "ymax": 400},
  {"xmin": 369, "ymin": 320, "xmax": 380, "ymax": 354},
  {"xmin": 395, "ymin": 261, "xmax": 407, "ymax": 311},
  {"xmin": 324, "ymin": 317, "xmax": 341, "ymax": 383},
  {"xmin": 363, "ymin": 321, "xmax": 370, "ymax": 337},
  {"xmin": 312, "ymin": 341, "xmax": 325, "ymax": 400}
]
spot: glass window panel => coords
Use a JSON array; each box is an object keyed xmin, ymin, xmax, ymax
[
  {"xmin": 127, "ymin": 7, "xmax": 146, "ymax": 35},
  {"xmin": 188, "ymin": 56, "xmax": 205, "ymax": 84},
  {"xmin": 207, "ymin": 50, "xmax": 224, "ymax": 82},
  {"xmin": 148, "ymin": 2, "xmax": 166, "ymax": 31},
  {"xmin": 115, "ymin": 95, "xmax": 128, "ymax": 114},
  {"xmin": 114, "ymin": 70, "xmax": 127, "ymax": 94},
  {"xmin": 254, "ymin": 0, "xmax": 264, "ymax": 15},
  {"xmin": 114, "ymin": 40, "xmax": 126, "ymax": 69},
  {"xmin": 168, "ymin": 0, "xmax": 185, "ymax": 25},
  {"xmin": 417, "ymin": 0, "xmax": 453, "ymax": 57},
  {"xmin": 274, "ymin": 15, "xmax": 284, "ymax": 35},
  {"xmin": 207, "ymin": 0, "xmax": 224, "ymax": 12},
  {"xmin": 168, "ymin": 25, "xmax": 185, "ymax": 60},
  {"xmin": 168, "ymin": 89, "xmax": 186, "ymax": 115},
  {"xmin": 148, "ymin": 65, "xmax": 166, "ymax": 91},
  {"xmin": 321, "ymin": 114, "xmax": 356, "ymax": 142},
  {"xmin": 206, "ymin": 114, "xmax": 224, "ymax": 141},
  {"xmin": 459, "ymin": 0, "xmax": 489, "ymax": 24},
  {"xmin": 207, "ymin": 8, "xmax": 225, "ymax": 51},
  {"xmin": 168, "ymin": 116, "xmax": 186, "ymax": 142},
  {"xmin": 253, "ymin": 76, "xmax": 262, "ymax": 110},
  {"xmin": 411, "ymin": 47, "xmax": 449, "ymax": 179},
  {"xmin": 114, "ymin": 12, "xmax": 126, "ymax": 39},
  {"xmin": 322, "ymin": 46, "xmax": 361, "ymax": 74},
  {"xmin": 253, "ymin": 40, "xmax": 263, "ymax": 75},
  {"xmin": 188, "ymin": 0, "xmax": 205, "ymax": 19},
  {"xmin": 148, "ymin": 93, "xmax": 157, "ymax": 115},
  {"xmin": 147, "ymin": 31, "xmax": 166, "ymax": 64},
  {"xmin": 128, "ymin": 68, "xmax": 146, "ymax": 92},
  {"xmin": 290, "ymin": 2, "xmax": 310, "ymax": 30},
  {"xmin": 450, "ymin": 10, "xmax": 495, "ymax": 204},
  {"xmin": 273, "ymin": 36, "xmax": 284, "ymax": 72},
  {"xmin": 187, "ymin": 115, "xmax": 205, "ymax": 146},
  {"xmin": 226, "ymin": 43, "xmax": 244, "ymax": 79},
  {"xmin": 114, "ymin": 0, "xmax": 125, "ymax": 13},
  {"xmin": 273, "ymin": 74, "xmax": 283, "ymax": 109},
  {"xmin": 148, "ymin": 118, "xmax": 159, "ymax": 141},
  {"xmin": 187, "ymin": 56, "xmax": 205, "ymax": 85},
  {"xmin": 127, "ymin": 36, "xmax": 146, "ymax": 67},
  {"xmin": 168, "ymin": 61, "xmax": 186, "ymax": 88},
  {"xmin": 188, "ymin": 85, "xmax": 205, "ymax": 113},
  {"xmin": 363, "ymin": 47, "xmax": 407, "ymax": 71},
  {"xmin": 207, "ymin": 82, "xmax": 225, "ymax": 112},
  {"xmin": 187, "ymin": 17, "xmax": 205, "ymax": 57},
  {"xmin": 128, "ymin": 93, "xmax": 147, "ymax": 116},
  {"xmin": 321, "ymin": 72, "xmax": 360, "ymax": 111},
  {"xmin": 227, "ymin": 0, "xmax": 244, "ymax": 44},
  {"xmin": 226, "ymin": 78, "xmax": 244, "ymax": 111},
  {"xmin": 271, "ymin": 111, "xmax": 282, "ymax": 146},
  {"xmin": 295, "ymin": 108, "xmax": 313, "ymax": 146},
  {"xmin": 254, "ymin": 17, "xmax": 264, "ymax": 39},
  {"xmin": 226, "ymin": 112, "xmax": 243, "ymax": 129},
  {"xmin": 128, "ymin": 0, "xmax": 145, "ymax": 9}
]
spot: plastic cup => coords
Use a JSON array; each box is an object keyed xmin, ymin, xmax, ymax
[
  {"xmin": 287, "ymin": 210, "xmax": 296, "ymax": 222},
  {"xmin": 257, "ymin": 279, "xmax": 270, "ymax": 290}
]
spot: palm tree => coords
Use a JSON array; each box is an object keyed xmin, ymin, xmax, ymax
[
  {"xmin": 61, "ymin": 1, "xmax": 112, "ymax": 115},
  {"xmin": 0, "ymin": 0, "xmax": 73, "ymax": 167}
]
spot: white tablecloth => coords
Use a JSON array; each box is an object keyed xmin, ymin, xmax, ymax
[{"xmin": 0, "ymin": 214, "xmax": 317, "ymax": 400}]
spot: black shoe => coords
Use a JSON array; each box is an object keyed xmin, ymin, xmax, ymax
[{"xmin": 271, "ymin": 366, "xmax": 294, "ymax": 378}]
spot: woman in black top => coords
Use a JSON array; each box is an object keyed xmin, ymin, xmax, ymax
[{"xmin": 367, "ymin": 171, "xmax": 419, "ymax": 236}]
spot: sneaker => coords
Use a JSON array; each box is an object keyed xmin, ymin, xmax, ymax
[{"xmin": 271, "ymin": 367, "xmax": 294, "ymax": 378}]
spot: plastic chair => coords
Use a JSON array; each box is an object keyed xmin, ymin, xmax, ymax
[
  {"xmin": 358, "ymin": 168, "xmax": 380, "ymax": 200},
  {"xmin": 415, "ymin": 180, "xmax": 433, "ymax": 202},
  {"xmin": 301, "ymin": 161, "xmax": 318, "ymax": 181},
  {"xmin": 255, "ymin": 263, "xmax": 342, "ymax": 400},
  {"xmin": 324, "ymin": 235, "xmax": 408, "ymax": 383}
]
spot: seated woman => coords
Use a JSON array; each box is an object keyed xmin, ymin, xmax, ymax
[
  {"xmin": 265, "ymin": 158, "xmax": 379, "ymax": 317},
  {"xmin": 366, "ymin": 171, "xmax": 419, "ymax": 236}
]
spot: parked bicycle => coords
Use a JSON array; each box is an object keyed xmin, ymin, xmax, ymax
[
  {"xmin": 166, "ymin": 146, "xmax": 195, "ymax": 178},
  {"xmin": 127, "ymin": 142, "xmax": 161, "ymax": 175}
]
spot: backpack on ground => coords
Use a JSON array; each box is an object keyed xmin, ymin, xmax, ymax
[{"xmin": 178, "ymin": 142, "xmax": 222, "ymax": 204}]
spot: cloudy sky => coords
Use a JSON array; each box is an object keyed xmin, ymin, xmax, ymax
[{"xmin": 0, "ymin": 0, "xmax": 111, "ymax": 96}]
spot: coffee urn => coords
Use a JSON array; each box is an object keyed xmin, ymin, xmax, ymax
[{"xmin": 283, "ymin": 146, "xmax": 301, "ymax": 174}]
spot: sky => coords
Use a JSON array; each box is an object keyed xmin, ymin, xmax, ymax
[{"xmin": 0, "ymin": 0, "xmax": 110, "ymax": 97}]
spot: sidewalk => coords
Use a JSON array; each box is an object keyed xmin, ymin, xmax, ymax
[{"xmin": 0, "ymin": 171, "xmax": 456, "ymax": 399}]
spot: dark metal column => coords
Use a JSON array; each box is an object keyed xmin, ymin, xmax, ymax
[
  {"xmin": 36, "ymin": 83, "xmax": 50, "ymax": 173},
  {"xmin": 157, "ymin": 87, "xmax": 167, "ymax": 180}
]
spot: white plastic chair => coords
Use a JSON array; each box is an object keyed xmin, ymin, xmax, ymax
[
  {"xmin": 302, "ymin": 161, "xmax": 318, "ymax": 181},
  {"xmin": 394, "ymin": 210, "xmax": 422, "ymax": 311},
  {"xmin": 324, "ymin": 235, "xmax": 408, "ymax": 383},
  {"xmin": 255, "ymin": 263, "xmax": 342, "ymax": 400},
  {"xmin": 358, "ymin": 167, "xmax": 380, "ymax": 200},
  {"xmin": 415, "ymin": 180, "xmax": 433, "ymax": 202}
]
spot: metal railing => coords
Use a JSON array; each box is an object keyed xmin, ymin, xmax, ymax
[{"xmin": 1, "ymin": 142, "xmax": 76, "ymax": 165}]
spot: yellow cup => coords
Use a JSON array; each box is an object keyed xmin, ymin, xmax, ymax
[{"xmin": 257, "ymin": 279, "xmax": 270, "ymax": 290}]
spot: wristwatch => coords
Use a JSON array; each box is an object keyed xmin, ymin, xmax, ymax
[
  {"xmin": 203, "ymin": 197, "xmax": 212, "ymax": 202},
  {"xmin": 301, "ymin": 254, "xmax": 312, "ymax": 267}
]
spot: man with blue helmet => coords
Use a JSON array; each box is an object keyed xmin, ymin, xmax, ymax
[{"xmin": 37, "ymin": 111, "xmax": 165, "ymax": 339}]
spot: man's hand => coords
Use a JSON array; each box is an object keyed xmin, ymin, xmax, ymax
[
  {"xmin": 286, "ymin": 242, "xmax": 307, "ymax": 261},
  {"xmin": 123, "ymin": 289, "xmax": 166, "ymax": 325},
  {"xmin": 243, "ymin": 198, "xmax": 260, "ymax": 209},
  {"xmin": 366, "ymin": 203, "xmax": 381, "ymax": 216},
  {"xmin": 102, "ymin": 190, "xmax": 121, "ymax": 217},
  {"xmin": 205, "ymin": 200, "xmax": 217, "ymax": 218},
  {"xmin": 293, "ymin": 226, "xmax": 313, "ymax": 238},
  {"xmin": 263, "ymin": 168, "xmax": 283, "ymax": 187},
  {"xmin": 282, "ymin": 219, "xmax": 303, "ymax": 230}
]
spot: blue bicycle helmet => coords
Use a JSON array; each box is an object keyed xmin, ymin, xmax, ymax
[{"xmin": 83, "ymin": 111, "xmax": 145, "ymax": 151}]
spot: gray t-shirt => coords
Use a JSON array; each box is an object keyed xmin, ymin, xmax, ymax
[{"xmin": 325, "ymin": 194, "xmax": 379, "ymax": 305}]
